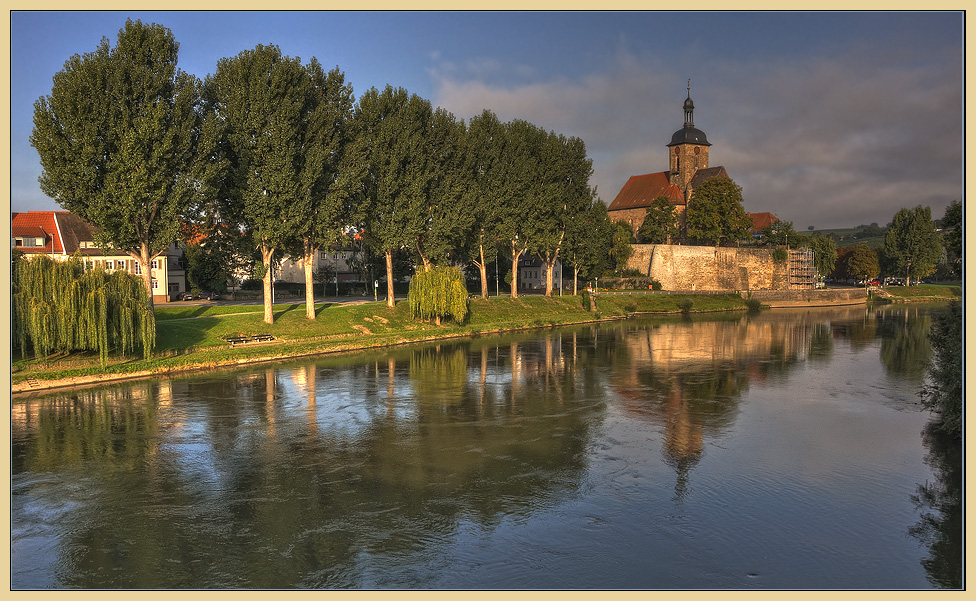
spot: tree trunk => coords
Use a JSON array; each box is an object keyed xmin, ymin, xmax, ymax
[
  {"xmin": 416, "ymin": 239, "xmax": 431, "ymax": 272},
  {"xmin": 543, "ymin": 252, "xmax": 559, "ymax": 297},
  {"xmin": 133, "ymin": 243, "xmax": 155, "ymax": 309},
  {"xmin": 510, "ymin": 242, "xmax": 524, "ymax": 299},
  {"xmin": 476, "ymin": 242, "xmax": 488, "ymax": 299},
  {"xmin": 385, "ymin": 248, "xmax": 395, "ymax": 308},
  {"xmin": 261, "ymin": 245, "xmax": 275, "ymax": 325},
  {"xmin": 303, "ymin": 239, "xmax": 316, "ymax": 320},
  {"xmin": 573, "ymin": 265, "xmax": 578, "ymax": 295}
]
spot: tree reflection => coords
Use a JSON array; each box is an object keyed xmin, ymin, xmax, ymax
[
  {"xmin": 909, "ymin": 421, "xmax": 963, "ymax": 589},
  {"xmin": 877, "ymin": 307, "xmax": 932, "ymax": 381}
]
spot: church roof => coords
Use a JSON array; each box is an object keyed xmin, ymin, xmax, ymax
[
  {"xmin": 747, "ymin": 212, "xmax": 779, "ymax": 232},
  {"xmin": 607, "ymin": 171, "xmax": 685, "ymax": 212},
  {"xmin": 689, "ymin": 166, "xmax": 729, "ymax": 189},
  {"xmin": 668, "ymin": 126, "xmax": 711, "ymax": 146}
]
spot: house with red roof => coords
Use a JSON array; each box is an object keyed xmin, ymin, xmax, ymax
[{"xmin": 12, "ymin": 210, "xmax": 186, "ymax": 303}]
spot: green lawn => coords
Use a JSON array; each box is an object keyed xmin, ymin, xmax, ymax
[{"xmin": 881, "ymin": 284, "xmax": 961, "ymax": 299}]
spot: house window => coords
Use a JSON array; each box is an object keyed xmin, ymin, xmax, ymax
[
  {"xmin": 35, "ymin": 237, "xmax": 45, "ymax": 247},
  {"xmin": 116, "ymin": 260, "xmax": 126, "ymax": 270},
  {"xmin": 152, "ymin": 280, "xmax": 159, "ymax": 290},
  {"xmin": 134, "ymin": 263, "xmax": 141, "ymax": 275},
  {"xmin": 13, "ymin": 238, "xmax": 22, "ymax": 247},
  {"xmin": 152, "ymin": 259, "xmax": 161, "ymax": 270},
  {"xmin": 320, "ymin": 252, "xmax": 328, "ymax": 260}
]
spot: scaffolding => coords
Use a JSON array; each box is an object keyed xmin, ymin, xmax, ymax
[{"xmin": 788, "ymin": 248, "xmax": 816, "ymax": 289}]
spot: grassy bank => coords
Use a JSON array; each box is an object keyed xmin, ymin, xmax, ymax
[
  {"xmin": 873, "ymin": 284, "xmax": 962, "ymax": 302},
  {"xmin": 12, "ymin": 292, "xmax": 748, "ymax": 390}
]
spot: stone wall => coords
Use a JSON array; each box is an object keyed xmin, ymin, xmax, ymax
[
  {"xmin": 626, "ymin": 244, "xmax": 788, "ymax": 291},
  {"xmin": 742, "ymin": 288, "xmax": 867, "ymax": 307}
]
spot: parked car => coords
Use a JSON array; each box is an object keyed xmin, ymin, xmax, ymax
[
  {"xmin": 177, "ymin": 292, "xmax": 195, "ymax": 301},
  {"xmin": 203, "ymin": 291, "xmax": 221, "ymax": 301}
]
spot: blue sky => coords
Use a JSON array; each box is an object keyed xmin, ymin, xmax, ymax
[{"xmin": 10, "ymin": 10, "xmax": 964, "ymax": 229}]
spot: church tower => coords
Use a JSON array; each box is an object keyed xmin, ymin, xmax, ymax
[{"xmin": 667, "ymin": 81, "xmax": 711, "ymax": 200}]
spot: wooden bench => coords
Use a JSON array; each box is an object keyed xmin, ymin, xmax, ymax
[{"xmin": 225, "ymin": 334, "xmax": 276, "ymax": 347}]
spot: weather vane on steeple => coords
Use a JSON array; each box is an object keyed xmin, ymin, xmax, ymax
[{"xmin": 687, "ymin": 79, "xmax": 691, "ymax": 97}]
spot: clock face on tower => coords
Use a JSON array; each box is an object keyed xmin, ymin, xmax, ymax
[
  {"xmin": 694, "ymin": 146, "xmax": 701, "ymax": 154},
  {"xmin": 674, "ymin": 147, "xmax": 680, "ymax": 155}
]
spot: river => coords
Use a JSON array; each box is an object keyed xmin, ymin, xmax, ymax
[{"xmin": 10, "ymin": 303, "xmax": 959, "ymax": 589}]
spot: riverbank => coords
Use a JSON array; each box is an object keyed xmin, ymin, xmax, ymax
[
  {"xmin": 12, "ymin": 292, "xmax": 749, "ymax": 395},
  {"xmin": 870, "ymin": 283, "xmax": 962, "ymax": 303}
]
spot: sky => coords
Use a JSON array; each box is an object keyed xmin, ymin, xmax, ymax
[{"xmin": 9, "ymin": 10, "xmax": 965, "ymax": 230}]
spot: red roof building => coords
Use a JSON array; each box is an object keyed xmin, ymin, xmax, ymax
[{"xmin": 12, "ymin": 210, "xmax": 186, "ymax": 302}]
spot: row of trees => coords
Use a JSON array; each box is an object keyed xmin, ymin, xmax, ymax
[
  {"xmin": 32, "ymin": 20, "xmax": 613, "ymax": 326},
  {"xmin": 829, "ymin": 204, "xmax": 957, "ymax": 285}
]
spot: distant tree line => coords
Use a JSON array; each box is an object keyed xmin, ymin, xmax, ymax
[{"xmin": 31, "ymin": 20, "xmax": 622, "ymax": 325}]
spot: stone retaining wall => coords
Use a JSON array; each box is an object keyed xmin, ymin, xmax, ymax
[
  {"xmin": 742, "ymin": 288, "xmax": 867, "ymax": 307},
  {"xmin": 627, "ymin": 244, "xmax": 788, "ymax": 291}
]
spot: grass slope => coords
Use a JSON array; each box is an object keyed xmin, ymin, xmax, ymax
[{"xmin": 12, "ymin": 293, "xmax": 748, "ymax": 386}]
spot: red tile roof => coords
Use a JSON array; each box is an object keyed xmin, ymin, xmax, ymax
[
  {"xmin": 747, "ymin": 212, "xmax": 779, "ymax": 232},
  {"xmin": 11, "ymin": 211, "xmax": 62, "ymax": 253},
  {"xmin": 606, "ymin": 171, "xmax": 684, "ymax": 212}
]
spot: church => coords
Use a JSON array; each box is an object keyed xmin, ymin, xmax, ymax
[{"xmin": 607, "ymin": 84, "xmax": 731, "ymax": 237}]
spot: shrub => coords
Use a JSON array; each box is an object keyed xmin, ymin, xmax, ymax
[
  {"xmin": 580, "ymin": 289, "xmax": 591, "ymax": 311},
  {"xmin": 651, "ymin": 280, "xmax": 663, "ymax": 291},
  {"xmin": 773, "ymin": 248, "xmax": 788, "ymax": 262},
  {"xmin": 240, "ymin": 278, "xmax": 262, "ymax": 290},
  {"xmin": 12, "ymin": 254, "xmax": 155, "ymax": 366},
  {"xmin": 408, "ymin": 265, "xmax": 469, "ymax": 324},
  {"xmin": 745, "ymin": 298, "xmax": 763, "ymax": 311},
  {"xmin": 678, "ymin": 298, "xmax": 694, "ymax": 313}
]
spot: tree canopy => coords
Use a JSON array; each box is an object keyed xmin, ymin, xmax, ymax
[
  {"xmin": 637, "ymin": 196, "xmax": 679, "ymax": 244},
  {"xmin": 685, "ymin": 177, "xmax": 752, "ymax": 246},
  {"xmin": 809, "ymin": 235, "xmax": 838, "ymax": 279},
  {"xmin": 205, "ymin": 44, "xmax": 328, "ymax": 323},
  {"xmin": 31, "ymin": 19, "xmax": 201, "ymax": 304},
  {"xmin": 354, "ymin": 85, "xmax": 435, "ymax": 307},
  {"xmin": 881, "ymin": 205, "xmax": 943, "ymax": 285}
]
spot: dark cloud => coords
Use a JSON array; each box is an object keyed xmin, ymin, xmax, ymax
[{"xmin": 430, "ymin": 41, "xmax": 962, "ymax": 230}]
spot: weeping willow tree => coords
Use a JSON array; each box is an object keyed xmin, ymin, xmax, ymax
[
  {"xmin": 12, "ymin": 255, "xmax": 156, "ymax": 367},
  {"xmin": 408, "ymin": 265, "xmax": 469, "ymax": 325}
]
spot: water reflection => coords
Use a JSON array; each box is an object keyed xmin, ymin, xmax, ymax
[
  {"xmin": 910, "ymin": 422, "xmax": 963, "ymax": 589},
  {"xmin": 10, "ymin": 304, "xmax": 947, "ymax": 589}
]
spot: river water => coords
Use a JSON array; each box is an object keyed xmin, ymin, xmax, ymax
[{"xmin": 11, "ymin": 304, "xmax": 957, "ymax": 589}]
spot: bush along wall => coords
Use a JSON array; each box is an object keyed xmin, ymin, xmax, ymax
[{"xmin": 12, "ymin": 254, "xmax": 155, "ymax": 366}]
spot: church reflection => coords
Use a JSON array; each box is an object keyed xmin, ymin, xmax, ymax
[{"xmin": 606, "ymin": 308, "xmax": 864, "ymax": 499}]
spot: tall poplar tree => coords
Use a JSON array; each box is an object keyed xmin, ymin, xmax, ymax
[
  {"xmin": 413, "ymin": 108, "xmax": 473, "ymax": 271},
  {"xmin": 287, "ymin": 62, "xmax": 360, "ymax": 320},
  {"xmin": 205, "ymin": 44, "xmax": 325, "ymax": 324},
  {"xmin": 465, "ymin": 110, "xmax": 507, "ymax": 298},
  {"xmin": 496, "ymin": 119, "xmax": 544, "ymax": 299},
  {"xmin": 31, "ymin": 19, "xmax": 200, "ymax": 306},
  {"xmin": 354, "ymin": 86, "xmax": 434, "ymax": 307},
  {"xmin": 533, "ymin": 132, "xmax": 593, "ymax": 296},
  {"xmin": 563, "ymin": 198, "xmax": 615, "ymax": 294}
]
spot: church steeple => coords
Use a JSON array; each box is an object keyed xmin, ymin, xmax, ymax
[
  {"xmin": 668, "ymin": 82, "xmax": 711, "ymax": 200},
  {"xmin": 683, "ymin": 79, "xmax": 695, "ymax": 128}
]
